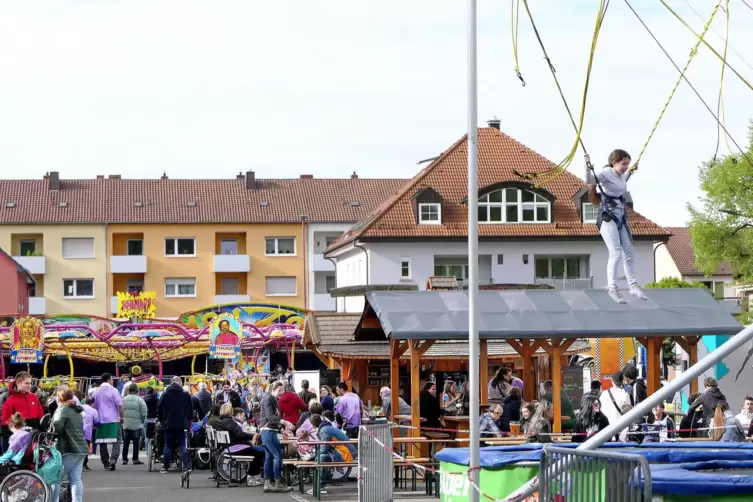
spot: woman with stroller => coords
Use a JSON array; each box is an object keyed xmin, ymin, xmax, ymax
[{"xmin": 51, "ymin": 388, "xmax": 88, "ymax": 502}]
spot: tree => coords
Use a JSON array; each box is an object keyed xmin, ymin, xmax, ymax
[
  {"xmin": 645, "ymin": 278, "xmax": 708, "ymax": 378},
  {"xmin": 688, "ymin": 123, "xmax": 753, "ymax": 283}
]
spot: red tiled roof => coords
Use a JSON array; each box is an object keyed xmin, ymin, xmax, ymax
[
  {"xmin": 664, "ymin": 227, "xmax": 734, "ymax": 276},
  {"xmin": 0, "ymin": 176, "xmax": 407, "ymax": 224},
  {"xmin": 328, "ymin": 128, "xmax": 669, "ymax": 251}
]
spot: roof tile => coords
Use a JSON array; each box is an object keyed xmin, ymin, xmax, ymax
[
  {"xmin": 329, "ymin": 128, "xmax": 669, "ymax": 251},
  {"xmin": 664, "ymin": 227, "xmax": 734, "ymax": 276},
  {"xmin": 0, "ymin": 176, "xmax": 408, "ymax": 224}
]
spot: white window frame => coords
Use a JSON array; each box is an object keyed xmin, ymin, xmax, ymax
[
  {"xmin": 126, "ymin": 239, "xmax": 144, "ymax": 256},
  {"xmin": 164, "ymin": 237, "xmax": 196, "ymax": 257},
  {"xmin": 478, "ymin": 188, "xmax": 551, "ymax": 224},
  {"xmin": 434, "ymin": 264, "xmax": 469, "ymax": 281},
  {"xmin": 418, "ymin": 203, "xmax": 442, "ymax": 225},
  {"xmin": 265, "ymin": 276, "xmax": 297, "ymax": 296},
  {"xmin": 265, "ymin": 237, "xmax": 296, "ymax": 256},
  {"xmin": 61, "ymin": 238, "xmax": 95, "ymax": 259},
  {"xmin": 63, "ymin": 279, "xmax": 95, "ymax": 299},
  {"xmin": 400, "ymin": 257, "xmax": 411, "ymax": 279},
  {"xmin": 164, "ymin": 278, "xmax": 197, "ymax": 298},
  {"xmin": 582, "ymin": 203, "xmax": 599, "ymax": 224},
  {"xmin": 534, "ymin": 256, "xmax": 583, "ymax": 279}
]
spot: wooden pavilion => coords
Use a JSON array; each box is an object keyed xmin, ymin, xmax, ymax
[{"xmin": 350, "ymin": 288, "xmax": 742, "ymax": 435}]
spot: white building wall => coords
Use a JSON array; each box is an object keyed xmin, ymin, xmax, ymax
[
  {"xmin": 306, "ymin": 223, "xmax": 351, "ymax": 310},
  {"xmin": 332, "ymin": 239, "xmax": 657, "ymax": 313},
  {"xmin": 655, "ymin": 243, "xmax": 738, "ymax": 298}
]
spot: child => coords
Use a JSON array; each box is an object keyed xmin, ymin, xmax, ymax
[
  {"xmin": 585, "ymin": 151, "xmax": 648, "ymax": 304},
  {"xmin": 0, "ymin": 413, "xmax": 32, "ymax": 465},
  {"xmin": 82, "ymin": 396, "xmax": 99, "ymax": 471}
]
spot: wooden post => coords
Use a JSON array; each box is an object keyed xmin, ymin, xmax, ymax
[
  {"xmin": 551, "ymin": 341, "xmax": 563, "ymax": 434},
  {"xmin": 390, "ymin": 340, "xmax": 408, "ymax": 434},
  {"xmin": 522, "ymin": 340, "xmax": 534, "ymax": 402},
  {"xmin": 409, "ymin": 340, "xmax": 422, "ymax": 455},
  {"xmin": 480, "ymin": 340, "xmax": 488, "ymax": 405},
  {"xmin": 646, "ymin": 337, "xmax": 662, "ymax": 395},
  {"xmin": 676, "ymin": 336, "xmax": 700, "ymax": 395}
]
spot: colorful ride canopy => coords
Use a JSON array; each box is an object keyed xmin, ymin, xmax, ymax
[{"xmin": 0, "ymin": 302, "xmax": 306, "ymax": 364}]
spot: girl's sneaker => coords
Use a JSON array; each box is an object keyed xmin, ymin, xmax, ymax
[
  {"xmin": 607, "ymin": 288, "xmax": 626, "ymax": 304},
  {"xmin": 629, "ymin": 285, "xmax": 647, "ymax": 300}
]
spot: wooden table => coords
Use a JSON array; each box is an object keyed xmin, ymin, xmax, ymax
[{"xmin": 442, "ymin": 416, "xmax": 471, "ymax": 439}]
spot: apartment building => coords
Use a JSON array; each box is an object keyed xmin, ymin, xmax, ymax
[
  {"xmin": 0, "ymin": 171, "xmax": 405, "ymax": 318},
  {"xmin": 325, "ymin": 121, "xmax": 670, "ymax": 313}
]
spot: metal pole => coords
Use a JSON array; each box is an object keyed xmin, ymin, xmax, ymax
[
  {"xmin": 466, "ymin": 0, "xmax": 480, "ymax": 501},
  {"xmin": 506, "ymin": 322, "xmax": 753, "ymax": 501}
]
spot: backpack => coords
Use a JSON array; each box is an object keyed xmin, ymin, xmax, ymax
[{"xmin": 34, "ymin": 444, "xmax": 64, "ymax": 485}]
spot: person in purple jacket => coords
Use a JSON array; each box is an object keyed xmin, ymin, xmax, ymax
[
  {"xmin": 81, "ymin": 397, "xmax": 99, "ymax": 471},
  {"xmin": 335, "ymin": 382, "xmax": 363, "ymax": 438}
]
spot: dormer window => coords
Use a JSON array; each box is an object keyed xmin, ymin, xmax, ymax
[
  {"xmin": 418, "ymin": 203, "xmax": 441, "ymax": 224},
  {"xmin": 478, "ymin": 188, "xmax": 550, "ymax": 224},
  {"xmin": 582, "ymin": 203, "xmax": 598, "ymax": 224}
]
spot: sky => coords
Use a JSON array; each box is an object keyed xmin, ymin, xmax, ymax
[{"xmin": 0, "ymin": 0, "xmax": 752, "ymax": 226}]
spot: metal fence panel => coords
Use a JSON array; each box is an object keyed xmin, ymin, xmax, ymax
[
  {"xmin": 358, "ymin": 420, "xmax": 394, "ymax": 502},
  {"xmin": 540, "ymin": 445, "xmax": 651, "ymax": 502}
]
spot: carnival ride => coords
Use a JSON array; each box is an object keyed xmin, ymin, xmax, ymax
[{"xmin": 0, "ymin": 302, "xmax": 306, "ymax": 391}]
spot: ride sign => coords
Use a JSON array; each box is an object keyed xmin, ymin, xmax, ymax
[
  {"xmin": 116, "ymin": 291, "xmax": 157, "ymax": 319},
  {"xmin": 11, "ymin": 316, "xmax": 44, "ymax": 364},
  {"xmin": 209, "ymin": 313, "xmax": 242, "ymax": 360}
]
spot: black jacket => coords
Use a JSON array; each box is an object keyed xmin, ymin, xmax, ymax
[
  {"xmin": 299, "ymin": 390, "xmax": 317, "ymax": 405},
  {"xmin": 215, "ymin": 391, "xmax": 242, "ymax": 409},
  {"xmin": 500, "ymin": 396, "xmax": 522, "ymax": 432},
  {"xmin": 193, "ymin": 390, "xmax": 212, "ymax": 419},
  {"xmin": 572, "ymin": 413, "xmax": 610, "ymax": 443},
  {"xmin": 629, "ymin": 379, "xmax": 648, "ymax": 407},
  {"xmin": 679, "ymin": 408, "xmax": 705, "ymax": 438},
  {"xmin": 157, "ymin": 384, "xmax": 193, "ymax": 431},
  {"xmin": 218, "ymin": 416, "xmax": 254, "ymax": 445},
  {"xmin": 143, "ymin": 393, "xmax": 159, "ymax": 419},
  {"xmin": 690, "ymin": 387, "xmax": 727, "ymax": 424},
  {"xmin": 419, "ymin": 392, "xmax": 443, "ymax": 429}
]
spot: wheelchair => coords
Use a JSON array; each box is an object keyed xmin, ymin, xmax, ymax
[{"xmin": 0, "ymin": 429, "xmax": 63, "ymax": 502}]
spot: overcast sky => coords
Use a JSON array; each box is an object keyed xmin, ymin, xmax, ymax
[{"xmin": 0, "ymin": 0, "xmax": 752, "ymax": 226}]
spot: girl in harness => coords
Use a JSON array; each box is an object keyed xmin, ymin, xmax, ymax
[{"xmin": 585, "ymin": 150, "xmax": 648, "ymax": 304}]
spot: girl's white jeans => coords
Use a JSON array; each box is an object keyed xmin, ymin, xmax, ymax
[{"xmin": 599, "ymin": 217, "xmax": 638, "ymax": 290}]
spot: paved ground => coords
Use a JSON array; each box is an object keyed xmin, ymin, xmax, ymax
[{"xmin": 82, "ymin": 456, "xmax": 437, "ymax": 502}]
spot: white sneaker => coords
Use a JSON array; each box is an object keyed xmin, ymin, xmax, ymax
[
  {"xmin": 307, "ymin": 487, "xmax": 328, "ymax": 495},
  {"xmin": 247, "ymin": 475, "xmax": 263, "ymax": 487},
  {"xmin": 629, "ymin": 285, "xmax": 647, "ymax": 300},
  {"xmin": 607, "ymin": 288, "xmax": 626, "ymax": 304}
]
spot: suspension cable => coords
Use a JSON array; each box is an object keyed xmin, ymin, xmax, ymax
[
  {"xmin": 622, "ymin": 0, "xmax": 753, "ymax": 168},
  {"xmin": 630, "ymin": 0, "xmax": 723, "ymax": 173},
  {"xmin": 511, "ymin": 0, "xmax": 525, "ymax": 86},
  {"xmin": 659, "ymin": 0, "xmax": 753, "ymax": 92},
  {"xmin": 714, "ymin": 0, "xmax": 732, "ymax": 159}
]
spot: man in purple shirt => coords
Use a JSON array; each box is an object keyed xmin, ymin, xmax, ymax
[
  {"xmin": 93, "ymin": 373, "xmax": 124, "ymax": 471},
  {"xmin": 335, "ymin": 382, "xmax": 363, "ymax": 438}
]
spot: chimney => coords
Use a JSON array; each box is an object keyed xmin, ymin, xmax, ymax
[
  {"xmin": 96, "ymin": 175, "xmax": 104, "ymax": 179},
  {"xmin": 351, "ymin": 171, "xmax": 358, "ymax": 179},
  {"xmin": 160, "ymin": 172, "xmax": 168, "ymax": 180},
  {"xmin": 109, "ymin": 174, "xmax": 121, "ymax": 180},
  {"xmin": 236, "ymin": 172, "xmax": 245, "ymax": 180},
  {"xmin": 487, "ymin": 117, "xmax": 501, "ymax": 130},
  {"xmin": 49, "ymin": 171, "xmax": 60, "ymax": 191},
  {"xmin": 246, "ymin": 170, "xmax": 256, "ymax": 189},
  {"xmin": 300, "ymin": 174, "xmax": 313, "ymax": 179}
]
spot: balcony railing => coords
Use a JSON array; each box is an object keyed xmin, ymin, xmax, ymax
[
  {"xmin": 313, "ymin": 293, "xmax": 336, "ymax": 311},
  {"xmin": 213, "ymin": 254, "xmax": 251, "ymax": 273},
  {"xmin": 13, "ymin": 256, "xmax": 46, "ymax": 275},
  {"xmin": 28, "ymin": 297, "xmax": 46, "ymax": 315},
  {"xmin": 214, "ymin": 294, "xmax": 251, "ymax": 304},
  {"xmin": 312, "ymin": 253, "xmax": 335, "ymax": 272},
  {"xmin": 110, "ymin": 255, "xmax": 147, "ymax": 274},
  {"xmin": 533, "ymin": 277, "xmax": 594, "ymax": 290}
]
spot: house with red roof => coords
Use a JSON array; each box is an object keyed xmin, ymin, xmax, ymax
[{"xmin": 325, "ymin": 121, "xmax": 670, "ymax": 313}]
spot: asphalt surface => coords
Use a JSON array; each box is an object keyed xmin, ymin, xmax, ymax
[{"xmin": 81, "ymin": 456, "xmax": 436, "ymax": 502}]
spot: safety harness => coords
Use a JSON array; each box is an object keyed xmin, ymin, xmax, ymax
[{"xmin": 589, "ymin": 163, "xmax": 633, "ymax": 242}]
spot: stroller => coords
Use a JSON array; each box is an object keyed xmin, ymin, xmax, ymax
[{"xmin": 0, "ymin": 430, "xmax": 64, "ymax": 502}]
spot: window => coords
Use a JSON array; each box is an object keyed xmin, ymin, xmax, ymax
[
  {"xmin": 165, "ymin": 238, "xmax": 195, "ymax": 257},
  {"xmin": 534, "ymin": 257, "xmax": 582, "ymax": 278},
  {"xmin": 325, "ymin": 236, "xmax": 338, "ymax": 247},
  {"xmin": 478, "ymin": 188, "xmax": 550, "ymax": 223},
  {"xmin": 126, "ymin": 279, "xmax": 144, "ymax": 293},
  {"xmin": 265, "ymin": 276, "xmax": 297, "ymax": 296},
  {"xmin": 583, "ymin": 203, "xmax": 599, "ymax": 224},
  {"xmin": 220, "ymin": 277, "xmax": 240, "ymax": 295},
  {"xmin": 19, "ymin": 240, "xmax": 36, "ymax": 256},
  {"xmin": 165, "ymin": 278, "xmax": 196, "ymax": 297},
  {"xmin": 434, "ymin": 264, "xmax": 469, "ymax": 281},
  {"xmin": 418, "ymin": 203, "xmax": 441, "ymax": 224},
  {"xmin": 497, "ymin": 254, "xmax": 504, "ymax": 265},
  {"xmin": 63, "ymin": 279, "xmax": 94, "ymax": 298},
  {"xmin": 523, "ymin": 254, "xmax": 529, "ymax": 265},
  {"xmin": 220, "ymin": 239, "xmax": 238, "ymax": 255},
  {"xmin": 127, "ymin": 239, "xmax": 143, "ymax": 256},
  {"xmin": 265, "ymin": 237, "xmax": 296, "ymax": 256},
  {"xmin": 325, "ymin": 275, "xmax": 336, "ymax": 292},
  {"xmin": 400, "ymin": 257, "xmax": 411, "ymax": 279},
  {"xmin": 62, "ymin": 238, "xmax": 95, "ymax": 259}
]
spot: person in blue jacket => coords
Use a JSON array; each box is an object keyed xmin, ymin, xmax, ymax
[{"xmin": 308, "ymin": 411, "xmax": 357, "ymax": 495}]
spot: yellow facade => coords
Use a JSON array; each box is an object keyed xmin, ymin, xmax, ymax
[
  {"xmin": 0, "ymin": 225, "xmax": 108, "ymax": 316},
  {"xmin": 107, "ymin": 224, "xmax": 306, "ymax": 318}
]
